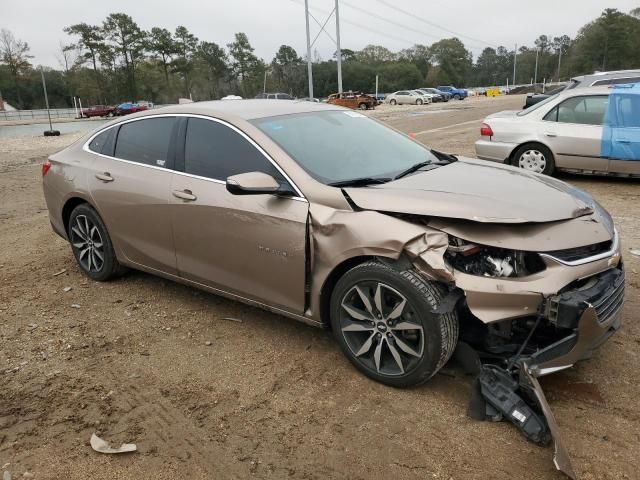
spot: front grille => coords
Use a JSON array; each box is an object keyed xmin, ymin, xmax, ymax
[
  {"xmin": 545, "ymin": 240, "xmax": 612, "ymax": 263},
  {"xmin": 593, "ymin": 270, "xmax": 625, "ymax": 323}
]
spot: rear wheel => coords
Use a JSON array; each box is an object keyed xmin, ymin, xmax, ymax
[
  {"xmin": 358, "ymin": 102, "xmax": 368, "ymax": 110},
  {"xmin": 330, "ymin": 261, "xmax": 458, "ymax": 388},
  {"xmin": 389, "ymin": 99, "xmax": 397, "ymax": 105},
  {"xmin": 512, "ymin": 143, "xmax": 555, "ymax": 175},
  {"xmin": 453, "ymin": 94, "xmax": 461, "ymax": 100},
  {"xmin": 68, "ymin": 204, "xmax": 126, "ymax": 281}
]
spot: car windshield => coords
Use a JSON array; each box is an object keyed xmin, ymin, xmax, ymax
[
  {"xmin": 517, "ymin": 93, "xmax": 560, "ymax": 116},
  {"xmin": 252, "ymin": 111, "xmax": 438, "ymax": 185}
]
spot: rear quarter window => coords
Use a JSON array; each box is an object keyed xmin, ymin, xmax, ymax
[
  {"xmin": 114, "ymin": 117, "xmax": 176, "ymax": 167},
  {"xmin": 88, "ymin": 128, "xmax": 116, "ymax": 156}
]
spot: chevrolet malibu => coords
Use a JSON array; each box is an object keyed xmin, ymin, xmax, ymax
[{"xmin": 43, "ymin": 100, "xmax": 623, "ymax": 393}]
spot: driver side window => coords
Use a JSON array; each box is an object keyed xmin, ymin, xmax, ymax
[{"xmin": 183, "ymin": 117, "xmax": 285, "ymax": 183}]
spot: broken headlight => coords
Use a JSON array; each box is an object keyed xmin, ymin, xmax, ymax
[{"xmin": 446, "ymin": 237, "xmax": 545, "ymax": 278}]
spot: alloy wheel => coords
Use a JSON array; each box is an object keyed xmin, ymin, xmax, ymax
[
  {"xmin": 339, "ymin": 281, "xmax": 425, "ymax": 376},
  {"xmin": 518, "ymin": 149, "xmax": 547, "ymax": 173},
  {"xmin": 70, "ymin": 215, "xmax": 105, "ymax": 273}
]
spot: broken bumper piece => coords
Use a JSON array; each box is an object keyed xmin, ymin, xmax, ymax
[
  {"xmin": 529, "ymin": 266, "xmax": 624, "ymax": 376},
  {"xmin": 471, "ymin": 363, "xmax": 577, "ymax": 479}
]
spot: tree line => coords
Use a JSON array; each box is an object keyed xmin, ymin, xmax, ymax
[{"xmin": 1, "ymin": 8, "xmax": 639, "ymax": 109}]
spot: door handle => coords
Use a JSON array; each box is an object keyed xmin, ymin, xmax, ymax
[
  {"xmin": 172, "ymin": 189, "xmax": 197, "ymax": 201},
  {"xmin": 544, "ymin": 132, "xmax": 557, "ymax": 138},
  {"xmin": 95, "ymin": 172, "xmax": 114, "ymax": 182},
  {"xmin": 617, "ymin": 138, "xmax": 631, "ymax": 144}
]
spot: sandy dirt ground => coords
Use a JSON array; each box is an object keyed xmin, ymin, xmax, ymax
[{"xmin": 1, "ymin": 95, "xmax": 639, "ymax": 480}]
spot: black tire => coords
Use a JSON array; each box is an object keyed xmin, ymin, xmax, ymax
[
  {"xmin": 389, "ymin": 99, "xmax": 397, "ymax": 105},
  {"xmin": 416, "ymin": 98, "xmax": 423, "ymax": 105},
  {"xmin": 511, "ymin": 143, "xmax": 555, "ymax": 176},
  {"xmin": 358, "ymin": 102, "xmax": 368, "ymax": 110},
  {"xmin": 330, "ymin": 260, "xmax": 459, "ymax": 388},
  {"xmin": 67, "ymin": 204, "xmax": 126, "ymax": 281},
  {"xmin": 453, "ymin": 94, "xmax": 461, "ymax": 100}
]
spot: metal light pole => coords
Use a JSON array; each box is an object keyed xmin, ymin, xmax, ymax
[
  {"xmin": 534, "ymin": 48, "xmax": 539, "ymax": 86},
  {"xmin": 304, "ymin": 0, "xmax": 314, "ymax": 99},
  {"xmin": 40, "ymin": 68, "xmax": 59, "ymax": 136},
  {"xmin": 375, "ymin": 74, "xmax": 379, "ymax": 99},
  {"xmin": 335, "ymin": 0, "xmax": 343, "ymax": 94}
]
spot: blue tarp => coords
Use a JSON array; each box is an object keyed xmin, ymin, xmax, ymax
[{"xmin": 601, "ymin": 83, "xmax": 640, "ymax": 160}]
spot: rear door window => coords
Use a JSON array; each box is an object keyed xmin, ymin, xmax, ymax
[
  {"xmin": 183, "ymin": 117, "xmax": 284, "ymax": 182},
  {"xmin": 114, "ymin": 117, "xmax": 176, "ymax": 168}
]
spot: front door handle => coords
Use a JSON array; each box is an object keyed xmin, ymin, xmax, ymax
[
  {"xmin": 172, "ymin": 189, "xmax": 197, "ymax": 201},
  {"xmin": 544, "ymin": 132, "xmax": 557, "ymax": 138},
  {"xmin": 95, "ymin": 172, "xmax": 114, "ymax": 182}
]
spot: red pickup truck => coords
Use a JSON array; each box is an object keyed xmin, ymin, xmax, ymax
[{"xmin": 80, "ymin": 105, "xmax": 115, "ymax": 118}]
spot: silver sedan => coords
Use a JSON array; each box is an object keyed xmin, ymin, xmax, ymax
[{"xmin": 475, "ymin": 86, "xmax": 640, "ymax": 177}]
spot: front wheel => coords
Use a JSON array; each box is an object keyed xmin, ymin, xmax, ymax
[
  {"xmin": 68, "ymin": 204, "xmax": 126, "ymax": 281},
  {"xmin": 389, "ymin": 99, "xmax": 397, "ymax": 105},
  {"xmin": 416, "ymin": 99, "xmax": 423, "ymax": 105},
  {"xmin": 358, "ymin": 102, "xmax": 368, "ymax": 110},
  {"xmin": 330, "ymin": 261, "xmax": 459, "ymax": 388},
  {"xmin": 512, "ymin": 144, "xmax": 555, "ymax": 175}
]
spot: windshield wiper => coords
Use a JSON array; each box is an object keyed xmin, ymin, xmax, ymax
[
  {"xmin": 328, "ymin": 177, "xmax": 392, "ymax": 187},
  {"xmin": 393, "ymin": 161, "xmax": 433, "ymax": 180}
]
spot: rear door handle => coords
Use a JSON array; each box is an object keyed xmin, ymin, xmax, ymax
[
  {"xmin": 544, "ymin": 132, "xmax": 557, "ymax": 138},
  {"xmin": 172, "ymin": 189, "xmax": 197, "ymax": 201},
  {"xmin": 95, "ymin": 172, "xmax": 114, "ymax": 182}
]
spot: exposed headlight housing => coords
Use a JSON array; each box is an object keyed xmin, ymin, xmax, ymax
[{"xmin": 446, "ymin": 236, "xmax": 546, "ymax": 278}]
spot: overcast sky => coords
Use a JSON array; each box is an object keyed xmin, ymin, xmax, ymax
[{"xmin": 3, "ymin": 0, "xmax": 638, "ymax": 67}]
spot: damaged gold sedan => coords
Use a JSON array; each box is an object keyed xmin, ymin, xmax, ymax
[{"xmin": 42, "ymin": 100, "xmax": 624, "ymax": 479}]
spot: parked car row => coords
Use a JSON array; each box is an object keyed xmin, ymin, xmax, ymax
[
  {"xmin": 384, "ymin": 86, "xmax": 468, "ymax": 106},
  {"xmin": 81, "ymin": 102, "xmax": 149, "ymax": 118}
]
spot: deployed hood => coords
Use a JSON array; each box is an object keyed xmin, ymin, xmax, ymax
[{"xmin": 345, "ymin": 158, "xmax": 594, "ymax": 224}]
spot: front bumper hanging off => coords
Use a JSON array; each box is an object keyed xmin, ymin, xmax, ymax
[{"xmin": 471, "ymin": 266, "xmax": 625, "ymax": 480}]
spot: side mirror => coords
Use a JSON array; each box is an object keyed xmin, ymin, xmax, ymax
[{"xmin": 226, "ymin": 171, "xmax": 285, "ymax": 196}]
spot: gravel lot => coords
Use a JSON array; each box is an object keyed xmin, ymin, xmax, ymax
[{"xmin": 1, "ymin": 95, "xmax": 639, "ymax": 480}]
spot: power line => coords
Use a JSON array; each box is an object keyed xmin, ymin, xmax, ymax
[
  {"xmin": 370, "ymin": 0, "xmax": 498, "ymax": 49},
  {"xmin": 290, "ymin": 0, "xmax": 421, "ymax": 47},
  {"xmin": 340, "ymin": 0, "xmax": 447, "ymax": 43},
  {"xmin": 289, "ymin": 0, "xmax": 484, "ymax": 52}
]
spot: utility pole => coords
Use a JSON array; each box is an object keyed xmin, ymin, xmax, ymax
[
  {"xmin": 512, "ymin": 43, "xmax": 517, "ymax": 88},
  {"xmin": 534, "ymin": 48, "xmax": 539, "ymax": 86},
  {"xmin": 335, "ymin": 0, "xmax": 343, "ymax": 94},
  {"xmin": 263, "ymin": 70, "xmax": 267, "ymax": 94},
  {"xmin": 304, "ymin": 0, "xmax": 314, "ymax": 99},
  {"xmin": 557, "ymin": 45, "xmax": 563, "ymax": 81},
  {"xmin": 375, "ymin": 74, "xmax": 379, "ymax": 99}
]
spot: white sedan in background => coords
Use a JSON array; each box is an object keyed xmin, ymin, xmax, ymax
[
  {"xmin": 475, "ymin": 85, "xmax": 640, "ymax": 177},
  {"xmin": 385, "ymin": 90, "xmax": 432, "ymax": 105}
]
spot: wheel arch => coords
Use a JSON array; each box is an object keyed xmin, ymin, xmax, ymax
[
  {"xmin": 61, "ymin": 196, "xmax": 95, "ymax": 236},
  {"xmin": 318, "ymin": 255, "xmax": 377, "ymax": 329}
]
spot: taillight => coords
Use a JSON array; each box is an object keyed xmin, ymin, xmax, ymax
[
  {"xmin": 480, "ymin": 123, "xmax": 494, "ymax": 137},
  {"xmin": 42, "ymin": 159, "xmax": 52, "ymax": 177}
]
